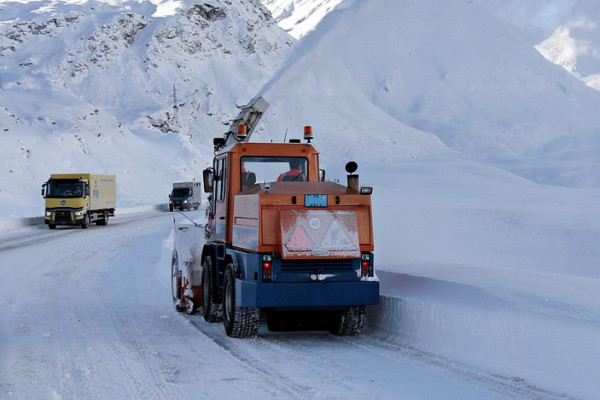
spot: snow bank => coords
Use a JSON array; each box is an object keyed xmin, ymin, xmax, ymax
[
  {"xmin": 363, "ymin": 157, "xmax": 600, "ymax": 399},
  {"xmin": 370, "ymin": 270, "xmax": 600, "ymax": 399},
  {"xmin": 0, "ymin": 216, "xmax": 44, "ymax": 232},
  {"xmin": 0, "ymin": 204, "xmax": 168, "ymax": 232}
]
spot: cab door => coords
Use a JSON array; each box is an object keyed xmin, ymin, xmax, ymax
[{"xmin": 213, "ymin": 155, "xmax": 229, "ymax": 242}]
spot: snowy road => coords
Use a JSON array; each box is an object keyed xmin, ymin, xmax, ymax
[{"xmin": 0, "ymin": 211, "xmax": 569, "ymax": 399}]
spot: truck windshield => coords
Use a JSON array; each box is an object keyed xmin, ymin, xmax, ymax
[
  {"xmin": 241, "ymin": 156, "xmax": 308, "ymax": 190},
  {"xmin": 171, "ymin": 188, "xmax": 192, "ymax": 197},
  {"xmin": 46, "ymin": 180, "xmax": 84, "ymax": 198}
]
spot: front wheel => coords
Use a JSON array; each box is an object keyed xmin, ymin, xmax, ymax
[
  {"xmin": 201, "ymin": 256, "xmax": 221, "ymax": 322},
  {"xmin": 81, "ymin": 213, "xmax": 89, "ymax": 229},
  {"xmin": 223, "ymin": 266, "xmax": 260, "ymax": 338}
]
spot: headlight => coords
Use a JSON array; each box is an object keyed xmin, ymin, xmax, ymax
[
  {"xmin": 74, "ymin": 210, "xmax": 84, "ymax": 217},
  {"xmin": 183, "ymin": 200, "xmax": 188, "ymax": 204},
  {"xmin": 45, "ymin": 211, "xmax": 52, "ymax": 217}
]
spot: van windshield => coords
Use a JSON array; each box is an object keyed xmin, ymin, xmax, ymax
[{"xmin": 171, "ymin": 188, "xmax": 191, "ymax": 197}]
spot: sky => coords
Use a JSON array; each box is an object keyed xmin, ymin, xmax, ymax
[{"xmin": 1, "ymin": 0, "xmax": 600, "ymax": 398}]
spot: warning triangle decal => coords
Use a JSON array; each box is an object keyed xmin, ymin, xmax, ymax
[{"xmin": 285, "ymin": 224, "xmax": 313, "ymax": 251}]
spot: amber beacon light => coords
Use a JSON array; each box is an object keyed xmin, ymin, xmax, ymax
[{"xmin": 304, "ymin": 126, "xmax": 313, "ymax": 143}]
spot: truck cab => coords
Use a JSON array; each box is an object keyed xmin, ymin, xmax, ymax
[{"xmin": 205, "ymin": 142, "xmax": 320, "ymax": 242}]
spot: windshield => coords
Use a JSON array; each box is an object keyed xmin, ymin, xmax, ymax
[
  {"xmin": 240, "ymin": 156, "xmax": 308, "ymax": 190},
  {"xmin": 171, "ymin": 188, "xmax": 191, "ymax": 197},
  {"xmin": 46, "ymin": 180, "xmax": 84, "ymax": 198}
]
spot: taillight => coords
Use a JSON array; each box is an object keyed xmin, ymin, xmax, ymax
[
  {"xmin": 262, "ymin": 254, "xmax": 272, "ymax": 281},
  {"xmin": 361, "ymin": 253, "xmax": 371, "ymax": 277}
]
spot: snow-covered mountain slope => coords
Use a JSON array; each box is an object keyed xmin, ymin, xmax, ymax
[
  {"xmin": 0, "ymin": 0, "xmax": 294, "ymax": 216},
  {"xmin": 265, "ymin": 0, "xmax": 600, "ymax": 90},
  {"xmin": 263, "ymin": 0, "xmax": 344, "ymax": 39},
  {"xmin": 473, "ymin": 0, "xmax": 600, "ymax": 91},
  {"xmin": 259, "ymin": 0, "xmax": 600, "ymax": 187}
]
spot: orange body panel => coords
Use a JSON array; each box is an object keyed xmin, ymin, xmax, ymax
[
  {"xmin": 213, "ymin": 142, "xmax": 374, "ymax": 258},
  {"xmin": 231, "ymin": 183, "xmax": 374, "ymax": 257}
]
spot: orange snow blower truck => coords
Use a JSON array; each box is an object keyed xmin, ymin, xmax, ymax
[{"xmin": 171, "ymin": 97, "xmax": 379, "ymax": 337}]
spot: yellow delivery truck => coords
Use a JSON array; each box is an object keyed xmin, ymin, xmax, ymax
[{"xmin": 41, "ymin": 173, "xmax": 116, "ymax": 229}]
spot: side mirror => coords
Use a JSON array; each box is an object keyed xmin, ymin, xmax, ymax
[
  {"xmin": 203, "ymin": 168, "xmax": 214, "ymax": 193},
  {"xmin": 84, "ymin": 183, "xmax": 90, "ymax": 197},
  {"xmin": 319, "ymin": 169, "xmax": 326, "ymax": 182},
  {"xmin": 41, "ymin": 184, "xmax": 46, "ymax": 197}
]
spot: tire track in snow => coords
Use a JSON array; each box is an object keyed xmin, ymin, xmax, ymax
[
  {"xmin": 187, "ymin": 313, "xmax": 572, "ymax": 400},
  {"xmin": 185, "ymin": 316, "xmax": 494, "ymax": 400},
  {"xmin": 59, "ymin": 236, "xmax": 172, "ymax": 400},
  {"xmin": 186, "ymin": 319, "xmax": 313, "ymax": 400},
  {"xmin": 42, "ymin": 215, "xmax": 179, "ymax": 400},
  {"xmin": 344, "ymin": 332, "xmax": 572, "ymax": 400}
]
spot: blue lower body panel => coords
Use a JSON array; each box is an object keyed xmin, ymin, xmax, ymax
[{"xmin": 236, "ymin": 279, "xmax": 380, "ymax": 309}]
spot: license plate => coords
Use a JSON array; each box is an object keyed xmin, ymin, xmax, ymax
[{"xmin": 305, "ymin": 194, "xmax": 327, "ymax": 207}]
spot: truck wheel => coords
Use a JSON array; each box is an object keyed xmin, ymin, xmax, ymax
[
  {"xmin": 329, "ymin": 306, "xmax": 366, "ymax": 336},
  {"xmin": 97, "ymin": 210, "xmax": 108, "ymax": 226},
  {"xmin": 223, "ymin": 266, "xmax": 260, "ymax": 338},
  {"xmin": 48, "ymin": 224, "xmax": 56, "ymax": 230},
  {"xmin": 81, "ymin": 213, "xmax": 89, "ymax": 229},
  {"xmin": 171, "ymin": 251, "xmax": 184, "ymax": 312},
  {"xmin": 201, "ymin": 256, "xmax": 222, "ymax": 322}
]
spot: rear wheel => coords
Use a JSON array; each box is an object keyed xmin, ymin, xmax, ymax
[
  {"xmin": 223, "ymin": 266, "xmax": 260, "ymax": 338},
  {"xmin": 97, "ymin": 210, "xmax": 108, "ymax": 225},
  {"xmin": 201, "ymin": 256, "xmax": 221, "ymax": 322},
  {"xmin": 329, "ymin": 306, "xmax": 366, "ymax": 336}
]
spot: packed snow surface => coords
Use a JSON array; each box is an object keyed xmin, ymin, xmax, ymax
[{"xmin": 1, "ymin": 0, "xmax": 600, "ymax": 398}]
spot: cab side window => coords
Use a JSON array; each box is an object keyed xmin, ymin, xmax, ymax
[{"xmin": 214, "ymin": 157, "xmax": 227, "ymax": 202}]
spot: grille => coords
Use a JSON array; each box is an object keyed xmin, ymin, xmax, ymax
[{"xmin": 55, "ymin": 211, "xmax": 72, "ymax": 222}]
